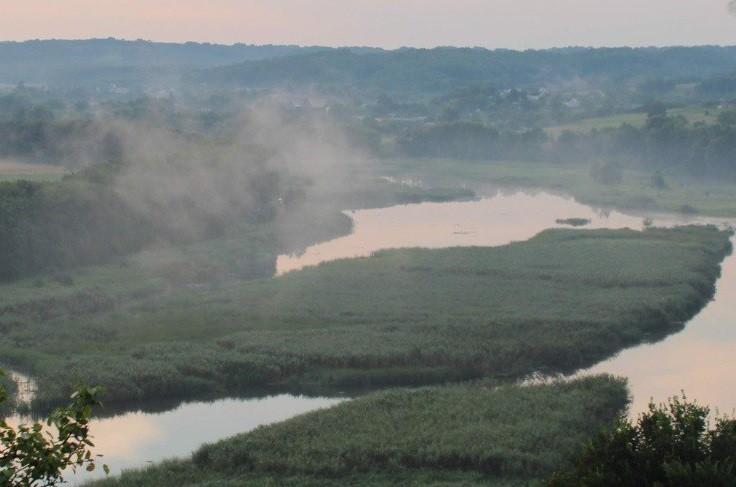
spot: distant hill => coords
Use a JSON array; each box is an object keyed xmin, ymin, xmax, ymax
[
  {"xmin": 3, "ymin": 40, "xmax": 736, "ymax": 98},
  {"xmin": 0, "ymin": 38, "xmax": 336, "ymax": 87},
  {"xmin": 204, "ymin": 46, "xmax": 736, "ymax": 96}
]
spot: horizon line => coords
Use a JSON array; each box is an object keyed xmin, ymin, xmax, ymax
[{"xmin": 0, "ymin": 37, "xmax": 735, "ymax": 52}]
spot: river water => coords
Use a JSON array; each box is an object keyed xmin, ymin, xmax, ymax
[
  {"xmin": 583, "ymin": 234, "xmax": 736, "ymax": 416},
  {"xmin": 277, "ymin": 190, "xmax": 734, "ymax": 416},
  {"xmin": 277, "ymin": 191, "xmax": 650, "ymax": 274},
  {"xmin": 9, "ymin": 190, "xmax": 735, "ymax": 483},
  {"xmin": 9, "ymin": 395, "xmax": 344, "ymax": 484}
]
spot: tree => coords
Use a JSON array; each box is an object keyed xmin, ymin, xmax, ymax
[
  {"xmin": 0, "ymin": 371, "xmax": 107, "ymax": 486},
  {"xmin": 644, "ymin": 101, "xmax": 668, "ymax": 119},
  {"xmin": 590, "ymin": 160, "xmax": 623, "ymax": 185},
  {"xmin": 650, "ymin": 170, "xmax": 668, "ymax": 190},
  {"xmin": 548, "ymin": 395, "xmax": 736, "ymax": 487}
]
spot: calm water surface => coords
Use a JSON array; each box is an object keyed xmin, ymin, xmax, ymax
[
  {"xmin": 279, "ymin": 190, "xmax": 736, "ymax": 417},
  {"xmin": 9, "ymin": 395, "xmax": 344, "ymax": 484},
  {"xmin": 277, "ymin": 191, "xmax": 648, "ymax": 274},
  {"xmin": 10, "ymin": 190, "xmax": 735, "ymax": 483},
  {"xmin": 582, "ymin": 235, "xmax": 736, "ymax": 416}
]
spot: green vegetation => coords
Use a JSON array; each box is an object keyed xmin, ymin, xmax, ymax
[
  {"xmin": 544, "ymin": 106, "xmax": 722, "ymax": 136},
  {"xmin": 556, "ymin": 218, "xmax": 591, "ymax": 227},
  {"xmin": 0, "ymin": 225, "xmax": 729, "ymax": 408},
  {"xmin": 395, "ymin": 109, "xmax": 736, "ymax": 183},
  {"xmin": 89, "ymin": 376, "xmax": 628, "ymax": 487},
  {"xmin": 0, "ymin": 176, "xmax": 154, "ymax": 281},
  {"xmin": 207, "ymin": 47, "xmax": 736, "ymax": 97},
  {"xmin": 385, "ymin": 157, "xmax": 736, "ymax": 218},
  {"xmin": 549, "ymin": 395, "xmax": 736, "ymax": 487},
  {"xmin": 0, "ymin": 371, "xmax": 106, "ymax": 486},
  {"xmin": 0, "ymin": 150, "xmax": 472, "ymax": 281},
  {"xmin": 3, "ymin": 40, "xmax": 736, "ymax": 486}
]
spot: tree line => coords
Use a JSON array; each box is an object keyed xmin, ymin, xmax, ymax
[{"xmin": 397, "ymin": 109, "xmax": 736, "ymax": 180}]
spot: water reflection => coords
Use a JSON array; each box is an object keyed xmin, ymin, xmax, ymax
[
  {"xmin": 277, "ymin": 192, "xmax": 647, "ymax": 275},
  {"xmin": 6, "ymin": 370, "xmax": 37, "ymax": 407},
  {"xmin": 7, "ymin": 190, "xmax": 735, "ymax": 482},
  {"xmin": 8, "ymin": 395, "xmax": 343, "ymax": 485},
  {"xmin": 277, "ymin": 191, "xmax": 736, "ymax": 418},
  {"xmin": 582, "ymin": 235, "xmax": 736, "ymax": 417}
]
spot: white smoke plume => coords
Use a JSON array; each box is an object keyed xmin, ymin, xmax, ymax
[{"xmin": 103, "ymin": 104, "xmax": 367, "ymax": 242}]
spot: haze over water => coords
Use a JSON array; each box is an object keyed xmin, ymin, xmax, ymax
[
  {"xmin": 277, "ymin": 192, "xmax": 646, "ymax": 275},
  {"xmin": 280, "ymin": 191, "xmax": 736, "ymax": 418},
  {"xmin": 9, "ymin": 192, "xmax": 736, "ymax": 483}
]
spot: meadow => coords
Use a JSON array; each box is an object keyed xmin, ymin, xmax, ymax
[
  {"xmin": 0, "ymin": 225, "xmax": 729, "ymax": 409},
  {"xmin": 544, "ymin": 106, "xmax": 721, "ymax": 137},
  {"xmin": 88, "ymin": 376, "xmax": 628, "ymax": 486}
]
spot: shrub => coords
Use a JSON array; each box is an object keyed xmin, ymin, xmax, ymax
[
  {"xmin": 590, "ymin": 161, "xmax": 623, "ymax": 185},
  {"xmin": 548, "ymin": 395, "xmax": 736, "ymax": 487},
  {"xmin": 0, "ymin": 370, "xmax": 107, "ymax": 486}
]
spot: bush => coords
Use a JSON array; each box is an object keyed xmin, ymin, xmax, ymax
[
  {"xmin": 0, "ymin": 370, "xmax": 107, "ymax": 486},
  {"xmin": 590, "ymin": 161, "xmax": 623, "ymax": 185},
  {"xmin": 548, "ymin": 395, "xmax": 736, "ymax": 487},
  {"xmin": 650, "ymin": 170, "xmax": 668, "ymax": 190}
]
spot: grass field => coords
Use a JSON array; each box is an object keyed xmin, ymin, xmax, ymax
[
  {"xmin": 544, "ymin": 106, "xmax": 721, "ymax": 137},
  {"xmin": 383, "ymin": 157, "xmax": 736, "ymax": 218},
  {"xmin": 88, "ymin": 376, "xmax": 628, "ymax": 487},
  {"xmin": 0, "ymin": 160, "xmax": 66, "ymax": 182},
  {"xmin": 0, "ymin": 225, "xmax": 729, "ymax": 408}
]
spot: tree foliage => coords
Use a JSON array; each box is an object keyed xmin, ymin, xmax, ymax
[
  {"xmin": 548, "ymin": 395, "xmax": 736, "ymax": 487},
  {"xmin": 0, "ymin": 371, "xmax": 106, "ymax": 486},
  {"xmin": 397, "ymin": 110, "xmax": 736, "ymax": 180}
]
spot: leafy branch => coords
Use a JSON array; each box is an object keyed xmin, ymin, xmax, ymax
[{"xmin": 0, "ymin": 370, "xmax": 108, "ymax": 486}]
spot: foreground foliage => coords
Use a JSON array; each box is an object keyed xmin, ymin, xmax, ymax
[
  {"xmin": 548, "ymin": 396, "xmax": 736, "ymax": 487},
  {"xmin": 0, "ymin": 226, "xmax": 730, "ymax": 408},
  {"xmin": 90, "ymin": 376, "xmax": 628, "ymax": 486},
  {"xmin": 0, "ymin": 371, "xmax": 105, "ymax": 486}
]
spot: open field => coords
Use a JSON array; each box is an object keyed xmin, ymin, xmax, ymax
[
  {"xmin": 544, "ymin": 106, "xmax": 721, "ymax": 137},
  {"xmin": 0, "ymin": 160, "xmax": 66, "ymax": 182},
  {"xmin": 384, "ymin": 157, "xmax": 736, "ymax": 218},
  {"xmin": 88, "ymin": 376, "xmax": 628, "ymax": 487},
  {"xmin": 0, "ymin": 225, "xmax": 729, "ymax": 408}
]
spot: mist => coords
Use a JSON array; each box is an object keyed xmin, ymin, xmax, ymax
[
  {"xmin": 3, "ymin": 20, "xmax": 736, "ymax": 487},
  {"xmin": 103, "ymin": 107, "xmax": 363, "ymax": 243}
]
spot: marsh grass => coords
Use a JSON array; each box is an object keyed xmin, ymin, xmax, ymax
[
  {"xmin": 88, "ymin": 376, "xmax": 629, "ymax": 486},
  {"xmin": 0, "ymin": 226, "xmax": 729, "ymax": 408}
]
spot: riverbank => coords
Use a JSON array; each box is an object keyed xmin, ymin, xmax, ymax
[
  {"xmin": 2, "ymin": 225, "xmax": 730, "ymax": 409},
  {"xmin": 87, "ymin": 376, "xmax": 628, "ymax": 487},
  {"xmin": 383, "ymin": 158, "xmax": 736, "ymax": 218}
]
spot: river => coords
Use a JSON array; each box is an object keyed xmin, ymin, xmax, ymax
[
  {"xmin": 278, "ymin": 190, "xmax": 735, "ymax": 416},
  {"xmin": 9, "ymin": 190, "xmax": 735, "ymax": 483}
]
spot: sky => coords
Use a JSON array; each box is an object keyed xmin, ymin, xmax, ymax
[{"xmin": 0, "ymin": 0, "xmax": 734, "ymax": 49}]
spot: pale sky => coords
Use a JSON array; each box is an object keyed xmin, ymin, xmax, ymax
[{"xmin": 0, "ymin": 0, "xmax": 734, "ymax": 49}]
